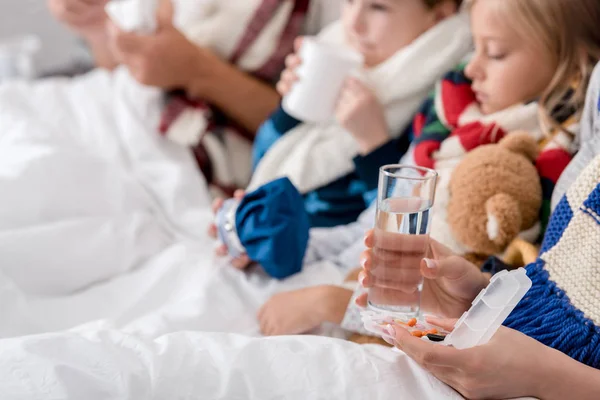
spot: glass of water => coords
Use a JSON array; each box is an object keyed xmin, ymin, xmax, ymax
[
  {"xmin": 0, "ymin": 35, "xmax": 41, "ymax": 84},
  {"xmin": 368, "ymin": 165, "xmax": 438, "ymax": 317}
]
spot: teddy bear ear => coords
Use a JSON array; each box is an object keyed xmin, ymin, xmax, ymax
[{"xmin": 499, "ymin": 131, "xmax": 539, "ymax": 161}]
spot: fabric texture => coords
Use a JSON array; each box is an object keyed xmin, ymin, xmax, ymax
[
  {"xmin": 235, "ymin": 177, "xmax": 310, "ymax": 279},
  {"xmin": 505, "ymin": 154, "xmax": 600, "ymax": 368}
]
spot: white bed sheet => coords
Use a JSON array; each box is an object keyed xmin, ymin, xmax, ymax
[
  {"xmin": 0, "ymin": 330, "xmax": 466, "ymax": 400},
  {"xmin": 0, "ymin": 69, "xmax": 534, "ymax": 400},
  {"xmin": 0, "ymin": 68, "xmax": 347, "ymax": 340}
]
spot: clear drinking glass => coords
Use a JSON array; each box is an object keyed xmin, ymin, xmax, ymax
[
  {"xmin": 0, "ymin": 35, "xmax": 41, "ymax": 83},
  {"xmin": 368, "ymin": 165, "xmax": 438, "ymax": 317}
]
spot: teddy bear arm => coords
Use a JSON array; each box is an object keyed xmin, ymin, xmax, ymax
[{"xmin": 485, "ymin": 193, "xmax": 522, "ymax": 249}]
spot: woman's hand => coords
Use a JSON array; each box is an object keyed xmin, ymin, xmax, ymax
[
  {"xmin": 389, "ymin": 320, "xmax": 563, "ymax": 400},
  {"xmin": 48, "ymin": 0, "xmax": 109, "ymax": 38},
  {"xmin": 357, "ymin": 230, "xmax": 488, "ymax": 319},
  {"xmin": 335, "ymin": 78, "xmax": 390, "ymax": 155},
  {"xmin": 107, "ymin": 1, "xmax": 222, "ymax": 93}
]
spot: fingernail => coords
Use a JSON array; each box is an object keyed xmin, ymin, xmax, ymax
[
  {"xmin": 382, "ymin": 335, "xmax": 395, "ymax": 345},
  {"xmin": 360, "ymin": 256, "xmax": 367, "ymax": 268},
  {"xmin": 386, "ymin": 324, "xmax": 396, "ymax": 338},
  {"xmin": 424, "ymin": 258, "xmax": 437, "ymax": 269},
  {"xmin": 359, "ymin": 274, "xmax": 366, "ymax": 287}
]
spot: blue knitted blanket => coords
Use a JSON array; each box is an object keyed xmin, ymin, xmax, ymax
[{"xmin": 505, "ymin": 155, "xmax": 600, "ymax": 368}]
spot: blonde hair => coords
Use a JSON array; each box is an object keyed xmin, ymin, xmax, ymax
[{"xmin": 468, "ymin": 0, "xmax": 600, "ymax": 132}]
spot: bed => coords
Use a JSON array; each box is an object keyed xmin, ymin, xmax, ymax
[{"xmin": 0, "ymin": 68, "xmax": 536, "ymax": 400}]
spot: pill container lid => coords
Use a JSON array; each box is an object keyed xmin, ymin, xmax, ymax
[{"xmin": 443, "ymin": 268, "xmax": 532, "ymax": 349}]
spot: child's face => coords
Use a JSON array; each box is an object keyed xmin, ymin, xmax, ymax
[
  {"xmin": 341, "ymin": 0, "xmax": 442, "ymax": 68},
  {"xmin": 465, "ymin": 0, "xmax": 557, "ymax": 115}
]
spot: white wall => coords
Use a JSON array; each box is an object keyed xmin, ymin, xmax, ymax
[{"xmin": 0, "ymin": 0, "xmax": 83, "ymax": 74}]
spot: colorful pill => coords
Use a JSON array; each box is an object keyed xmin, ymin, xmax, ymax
[
  {"xmin": 426, "ymin": 334, "xmax": 446, "ymax": 342},
  {"xmin": 411, "ymin": 330, "xmax": 424, "ymax": 337},
  {"xmin": 407, "ymin": 318, "xmax": 417, "ymax": 327}
]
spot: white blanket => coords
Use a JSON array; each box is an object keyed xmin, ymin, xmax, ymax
[
  {"xmin": 0, "ymin": 68, "xmax": 345, "ymax": 337},
  {"xmin": 0, "ymin": 70, "xmax": 537, "ymax": 400},
  {"xmin": 0, "ymin": 331, "xmax": 466, "ymax": 400},
  {"xmin": 0, "ymin": 67, "xmax": 201, "ymax": 296}
]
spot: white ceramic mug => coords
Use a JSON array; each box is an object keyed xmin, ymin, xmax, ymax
[
  {"xmin": 105, "ymin": 0, "xmax": 160, "ymax": 34},
  {"xmin": 0, "ymin": 35, "xmax": 41, "ymax": 83},
  {"xmin": 282, "ymin": 38, "xmax": 363, "ymax": 123}
]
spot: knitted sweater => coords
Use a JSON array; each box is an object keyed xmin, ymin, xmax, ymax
[
  {"xmin": 504, "ymin": 65, "xmax": 600, "ymax": 367},
  {"xmin": 505, "ymin": 153, "xmax": 600, "ymax": 368}
]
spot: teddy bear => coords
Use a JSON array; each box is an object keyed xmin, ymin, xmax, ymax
[{"xmin": 446, "ymin": 132, "xmax": 543, "ymax": 266}]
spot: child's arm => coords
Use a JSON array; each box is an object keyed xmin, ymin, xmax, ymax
[
  {"xmin": 335, "ymin": 77, "xmax": 414, "ymax": 193},
  {"xmin": 252, "ymin": 107, "xmax": 303, "ymax": 170},
  {"xmin": 303, "ymin": 217, "xmax": 371, "ymax": 266},
  {"xmin": 352, "ymin": 133, "xmax": 412, "ymax": 193},
  {"xmin": 258, "ymin": 285, "xmax": 353, "ymax": 336},
  {"xmin": 336, "ymin": 77, "xmax": 391, "ymax": 156}
]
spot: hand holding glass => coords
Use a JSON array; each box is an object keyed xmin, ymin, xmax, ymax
[{"xmin": 368, "ymin": 165, "xmax": 438, "ymax": 317}]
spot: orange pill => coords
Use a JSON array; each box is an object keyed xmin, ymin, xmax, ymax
[
  {"xmin": 426, "ymin": 328, "xmax": 439, "ymax": 335},
  {"xmin": 407, "ymin": 318, "xmax": 417, "ymax": 327},
  {"xmin": 411, "ymin": 330, "xmax": 424, "ymax": 337}
]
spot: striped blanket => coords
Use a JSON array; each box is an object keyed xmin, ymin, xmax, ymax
[{"xmin": 505, "ymin": 153, "xmax": 600, "ymax": 368}]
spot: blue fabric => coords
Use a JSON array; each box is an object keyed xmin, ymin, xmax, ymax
[
  {"xmin": 505, "ymin": 260, "xmax": 600, "ymax": 368},
  {"xmin": 252, "ymin": 107, "xmax": 301, "ymax": 170},
  {"xmin": 503, "ymin": 82, "xmax": 600, "ymax": 367},
  {"xmin": 540, "ymin": 195, "xmax": 573, "ymax": 253},
  {"xmin": 251, "ymin": 106, "xmax": 411, "ymax": 228},
  {"xmin": 303, "ymin": 176, "xmax": 368, "ymax": 227},
  {"xmin": 303, "ymin": 136, "xmax": 409, "ymax": 227},
  {"xmin": 235, "ymin": 177, "xmax": 310, "ymax": 280},
  {"xmin": 503, "ymin": 188, "xmax": 600, "ymax": 368},
  {"xmin": 582, "ymin": 183, "xmax": 600, "ymax": 224}
]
